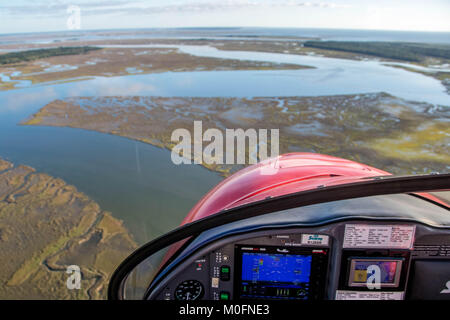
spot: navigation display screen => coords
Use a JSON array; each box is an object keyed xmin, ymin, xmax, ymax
[
  {"xmin": 241, "ymin": 252, "xmax": 312, "ymax": 284},
  {"xmin": 348, "ymin": 258, "xmax": 403, "ymax": 287},
  {"xmin": 235, "ymin": 245, "xmax": 329, "ymax": 300}
]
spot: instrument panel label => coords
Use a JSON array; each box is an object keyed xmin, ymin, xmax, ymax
[
  {"xmin": 343, "ymin": 224, "xmax": 415, "ymax": 249},
  {"xmin": 335, "ymin": 290, "xmax": 404, "ymax": 300},
  {"xmin": 301, "ymin": 234, "xmax": 329, "ymax": 246}
]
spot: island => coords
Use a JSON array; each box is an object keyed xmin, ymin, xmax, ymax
[
  {"xmin": 22, "ymin": 93, "xmax": 449, "ymax": 176},
  {"xmin": 0, "ymin": 45, "xmax": 310, "ymax": 90}
]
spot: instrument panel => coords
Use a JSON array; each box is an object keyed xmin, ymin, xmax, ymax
[{"xmin": 148, "ymin": 220, "xmax": 450, "ymax": 300}]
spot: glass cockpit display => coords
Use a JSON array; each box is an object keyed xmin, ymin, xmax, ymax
[
  {"xmin": 348, "ymin": 258, "xmax": 403, "ymax": 288},
  {"xmin": 241, "ymin": 252, "xmax": 312, "ymax": 284},
  {"xmin": 235, "ymin": 246, "xmax": 328, "ymax": 300}
]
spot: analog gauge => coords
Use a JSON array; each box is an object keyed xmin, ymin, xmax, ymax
[{"xmin": 174, "ymin": 280, "xmax": 204, "ymax": 300}]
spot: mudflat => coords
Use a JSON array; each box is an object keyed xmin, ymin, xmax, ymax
[{"xmin": 0, "ymin": 158, "xmax": 137, "ymax": 299}]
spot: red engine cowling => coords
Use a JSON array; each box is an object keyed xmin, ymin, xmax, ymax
[{"xmin": 182, "ymin": 153, "xmax": 390, "ymax": 224}]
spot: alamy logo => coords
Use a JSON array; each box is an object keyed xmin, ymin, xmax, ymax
[
  {"xmin": 366, "ymin": 265, "xmax": 381, "ymax": 290},
  {"xmin": 66, "ymin": 265, "xmax": 81, "ymax": 290},
  {"xmin": 171, "ymin": 121, "xmax": 280, "ymax": 174},
  {"xmin": 67, "ymin": 5, "xmax": 81, "ymax": 30},
  {"xmin": 441, "ymin": 280, "xmax": 450, "ymax": 294}
]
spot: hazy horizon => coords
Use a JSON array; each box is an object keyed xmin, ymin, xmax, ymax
[{"xmin": 3, "ymin": 26, "xmax": 450, "ymax": 37}]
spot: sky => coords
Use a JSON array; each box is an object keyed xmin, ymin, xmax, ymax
[{"xmin": 1, "ymin": 0, "xmax": 449, "ymax": 34}]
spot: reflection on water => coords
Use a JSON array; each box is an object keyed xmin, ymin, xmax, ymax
[
  {"xmin": 0, "ymin": 120, "xmax": 222, "ymax": 244},
  {"xmin": 103, "ymin": 44, "xmax": 450, "ymax": 105}
]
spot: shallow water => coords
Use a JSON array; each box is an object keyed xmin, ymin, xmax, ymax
[
  {"xmin": 0, "ymin": 72, "xmax": 32, "ymax": 88},
  {"xmin": 0, "ymin": 86, "xmax": 224, "ymax": 244}
]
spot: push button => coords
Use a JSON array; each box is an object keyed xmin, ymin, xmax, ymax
[
  {"xmin": 220, "ymin": 291, "xmax": 230, "ymax": 300},
  {"xmin": 220, "ymin": 265, "xmax": 230, "ymax": 281}
]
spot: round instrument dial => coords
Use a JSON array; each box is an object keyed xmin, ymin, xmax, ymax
[{"xmin": 174, "ymin": 280, "xmax": 204, "ymax": 300}]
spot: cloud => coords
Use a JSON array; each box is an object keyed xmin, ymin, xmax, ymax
[
  {"xmin": 1, "ymin": 1, "xmax": 129, "ymax": 17},
  {"xmin": 2, "ymin": 0, "xmax": 351, "ymax": 18}
]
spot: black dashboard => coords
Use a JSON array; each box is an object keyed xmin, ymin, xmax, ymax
[{"xmin": 147, "ymin": 220, "xmax": 450, "ymax": 300}]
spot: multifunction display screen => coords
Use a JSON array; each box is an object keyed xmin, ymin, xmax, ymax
[
  {"xmin": 348, "ymin": 258, "xmax": 403, "ymax": 288},
  {"xmin": 242, "ymin": 252, "xmax": 312, "ymax": 284}
]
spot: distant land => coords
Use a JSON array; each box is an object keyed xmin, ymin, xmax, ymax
[
  {"xmin": 1, "ymin": 28, "xmax": 450, "ymax": 44},
  {"xmin": 0, "ymin": 46, "xmax": 101, "ymax": 65},
  {"xmin": 303, "ymin": 41, "xmax": 450, "ymax": 62}
]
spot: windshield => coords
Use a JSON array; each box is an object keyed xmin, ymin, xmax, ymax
[
  {"xmin": 0, "ymin": 1, "xmax": 449, "ymax": 300},
  {"xmin": 112, "ymin": 187, "xmax": 450, "ymax": 300}
]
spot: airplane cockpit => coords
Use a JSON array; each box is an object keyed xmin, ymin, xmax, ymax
[{"xmin": 108, "ymin": 154, "xmax": 450, "ymax": 301}]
